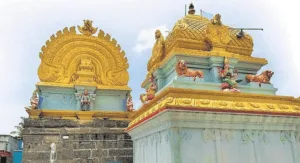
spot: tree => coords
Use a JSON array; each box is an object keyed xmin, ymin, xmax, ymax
[{"xmin": 10, "ymin": 117, "xmax": 25, "ymax": 138}]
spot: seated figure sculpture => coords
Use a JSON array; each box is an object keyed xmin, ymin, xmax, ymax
[
  {"xmin": 218, "ymin": 57, "xmax": 242, "ymax": 92},
  {"xmin": 30, "ymin": 90, "xmax": 39, "ymax": 109},
  {"xmin": 140, "ymin": 74, "xmax": 157, "ymax": 103}
]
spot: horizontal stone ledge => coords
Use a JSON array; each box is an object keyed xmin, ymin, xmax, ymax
[{"xmin": 24, "ymin": 118, "xmax": 130, "ymax": 128}]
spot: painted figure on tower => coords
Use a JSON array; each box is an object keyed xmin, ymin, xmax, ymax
[
  {"xmin": 140, "ymin": 74, "xmax": 157, "ymax": 103},
  {"xmin": 218, "ymin": 57, "xmax": 242, "ymax": 92},
  {"xmin": 147, "ymin": 29, "xmax": 165, "ymax": 72},
  {"xmin": 126, "ymin": 94, "xmax": 134, "ymax": 112},
  {"xmin": 30, "ymin": 89, "xmax": 39, "ymax": 109},
  {"xmin": 80, "ymin": 89, "xmax": 91, "ymax": 111}
]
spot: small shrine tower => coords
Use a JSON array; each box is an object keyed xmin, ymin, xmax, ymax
[
  {"xmin": 23, "ymin": 20, "xmax": 133, "ymax": 163},
  {"xmin": 128, "ymin": 4, "xmax": 300, "ymax": 163}
]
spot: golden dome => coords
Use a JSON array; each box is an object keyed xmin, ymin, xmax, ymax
[{"xmin": 164, "ymin": 8, "xmax": 254, "ymax": 56}]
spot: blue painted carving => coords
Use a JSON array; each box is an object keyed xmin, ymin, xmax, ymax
[
  {"xmin": 38, "ymin": 96, "xmax": 43, "ymax": 109},
  {"xmin": 148, "ymin": 55, "xmax": 277, "ymax": 95}
]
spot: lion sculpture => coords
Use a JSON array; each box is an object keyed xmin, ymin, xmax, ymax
[
  {"xmin": 245, "ymin": 70, "xmax": 274, "ymax": 85},
  {"xmin": 175, "ymin": 60, "xmax": 204, "ymax": 81}
]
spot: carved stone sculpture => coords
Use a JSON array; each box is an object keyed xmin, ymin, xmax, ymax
[
  {"xmin": 245, "ymin": 70, "xmax": 274, "ymax": 85},
  {"xmin": 206, "ymin": 14, "xmax": 231, "ymax": 51},
  {"xmin": 218, "ymin": 57, "xmax": 242, "ymax": 92},
  {"xmin": 71, "ymin": 59, "xmax": 97, "ymax": 85},
  {"xmin": 30, "ymin": 90, "xmax": 39, "ymax": 109},
  {"xmin": 211, "ymin": 14, "xmax": 222, "ymax": 25},
  {"xmin": 175, "ymin": 60, "xmax": 204, "ymax": 81},
  {"xmin": 37, "ymin": 21, "xmax": 130, "ymax": 90},
  {"xmin": 140, "ymin": 74, "xmax": 157, "ymax": 103},
  {"xmin": 78, "ymin": 20, "xmax": 98, "ymax": 36},
  {"xmin": 126, "ymin": 94, "xmax": 134, "ymax": 112},
  {"xmin": 80, "ymin": 89, "xmax": 91, "ymax": 111},
  {"xmin": 147, "ymin": 30, "xmax": 165, "ymax": 71},
  {"xmin": 50, "ymin": 143, "xmax": 56, "ymax": 163}
]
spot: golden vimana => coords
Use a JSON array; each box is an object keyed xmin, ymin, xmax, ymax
[{"xmin": 37, "ymin": 20, "xmax": 130, "ymax": 90}]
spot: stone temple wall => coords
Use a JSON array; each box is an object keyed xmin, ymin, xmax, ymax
[{"xmin": 22, "ymin": 118, "xmax": 133, "ymax": 163}]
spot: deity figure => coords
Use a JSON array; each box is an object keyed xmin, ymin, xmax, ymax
[
  {"xmin": 218, "ymin": 57, "xmax": 242, "ymax": 92},
  {"xmin": 211, "ymin": 14, "xmax": 222, "ymax": 25},
  {"xmin": 140, "ymin": 74, "xmax": 157, "ymax": 103},
  {"xmin": 30, "ymin": 90, "xmax": 39, "ymax": 109},
  {"xmin": 147, "ymin": 30, "xmax": 165, "ymax": 71},
  {"xmin": 78, "ymin": 20, "xmax": 98, "ymax": 36},
  {"xmin": 126, "ymin": 94, "xmax": 134, "ymax": 112},
  {"xmin": 50, "ymin": 143, "xmax": 56, "ymax": 163},
  {"xmin": 80, "ymin": 89, "xmax": 91, "ymax": 111}
]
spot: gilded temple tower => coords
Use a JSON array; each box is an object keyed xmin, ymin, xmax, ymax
[
  {"xmin": 21, "ymin": 4, "xmax": 300, "ymax": 163},
  {"xmin": 128, "ymin": 3, "xmax": 300, "ymax": 163},
  {"xmin": 23, "ymin": 20, "xmax": 133, "ymax": 162}
]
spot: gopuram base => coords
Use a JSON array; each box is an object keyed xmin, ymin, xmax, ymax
[
  {"xmin": 128, "ymin": 109, "xmax": 300, "ymax": 163},
  {"xmin": 22, "ymin": 118, "xmax": 133, "ymax": 163}
]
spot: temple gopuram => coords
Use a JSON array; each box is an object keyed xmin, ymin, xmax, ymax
[
  {"xmin": 23, "ymin": 20, "xmax": 133, "ymax": 163},
  {"xmin": 23, "ymin": 4, "xmax": 300, "ymax": 163}
]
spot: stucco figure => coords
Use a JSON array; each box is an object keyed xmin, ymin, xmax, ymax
[{"xmin": 80, "ymin": 89, "xmax": 91, "ymax": 111}]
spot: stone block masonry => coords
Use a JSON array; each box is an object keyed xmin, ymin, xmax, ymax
[{"xmin": 22, "ymin": 118, "xmax": 133, "ymax": 163}]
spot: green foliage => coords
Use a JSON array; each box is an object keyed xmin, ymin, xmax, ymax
[{"xmin": 10, "ymin": 117, "xmax": 25, "ymax": 138}]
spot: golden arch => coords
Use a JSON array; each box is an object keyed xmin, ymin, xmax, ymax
[{"xmin": 37, "ymin": 26, "xmax": 130, "ymax": 90}]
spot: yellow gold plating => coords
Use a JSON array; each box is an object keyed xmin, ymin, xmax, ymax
[
  {"xmin": 38, "ymin": 22, "xmax": 130, "ymax": 90},
  {"xmin": 143, "ymin": 13, "xmax": 259, "ymax": 86},
  {"xmin": 128, "ymin": 87, "xmax": 300, "ymax": 128},
  {"xmin": 165, "ymin": 14, "xmax": 254, "ymax": 56}
]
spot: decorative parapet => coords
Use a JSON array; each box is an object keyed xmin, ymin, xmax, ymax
[
  {"xmin": 26, "ymin": 109, "xmax": 132, "ymax": 121},
  {"xmin": 142, "ymin": 48, "xmax": 268, "ymax": 88},
  {"xmin": 127, "ymin": 87, "xmax": 300, "ymax": 131}
]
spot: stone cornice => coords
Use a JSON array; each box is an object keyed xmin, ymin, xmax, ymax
[
  {"xmin": 128, "ymin": 87, "xmax": 300, "ymax": 130},
  {"xmin": 26, "ymin": 109, "xmax": 131, "ymax": 121},
  {"xmin": 128, "ymin": 110, "xmax": 300, "ymax": 139}
]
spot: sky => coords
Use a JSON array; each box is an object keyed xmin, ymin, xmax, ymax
[{"xmin": 0, "ymin": 0, "xmax": 299, "ymax": 135}]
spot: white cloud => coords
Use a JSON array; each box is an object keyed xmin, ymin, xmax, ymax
[{"xmin": 133, "ymin": 25, "xmax": 169, "ymax": 53}]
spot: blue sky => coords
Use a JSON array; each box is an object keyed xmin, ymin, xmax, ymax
[{"xmin": 0, "ymin": 0, "xmax": 299, "ymax": 134}]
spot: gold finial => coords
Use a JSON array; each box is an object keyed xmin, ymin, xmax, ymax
[
  {"xmin": 78, "ymin": 20, "xmax": 98, "ymax": 36},
  {"xmin": 188, "ymin": 3, "xmax": 195, "ymax": 15}
]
